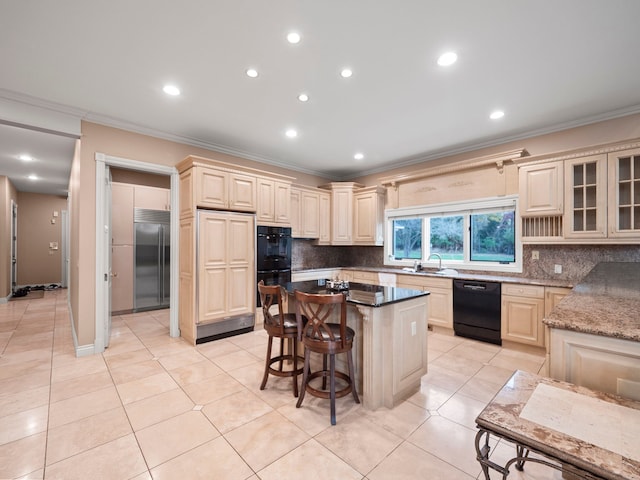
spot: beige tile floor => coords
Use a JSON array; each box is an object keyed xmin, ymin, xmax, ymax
[{"xmin": 0, "ymin": 289, "xmax": 565, "ymax": 479}]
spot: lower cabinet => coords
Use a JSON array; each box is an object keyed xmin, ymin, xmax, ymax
[
  {"xmin": 396, "ymin": 274, "xmax": 452, "ymax": 329},
  {"xmin": 501, "ymin": 284, "xmax": 545, "ymax": 347},
  {"xmin": 111, "ymin": 245, "xmax": 133, "ymax": 313},
  {"xmin": 549, "ymin": 328, "xmax": 640, "ymax": 401}
]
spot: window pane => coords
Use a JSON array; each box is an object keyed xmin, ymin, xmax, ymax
[
  {"xmin": 392, "ymin": 218, "xmax": 422, "ymax": 259},
  {"xmin": 428, "ymin": 216, "xmax": 463, "ymax": 261},
  {"xmin": 470, "ymin": 211, "xmax": 515, "ymax": 263}
]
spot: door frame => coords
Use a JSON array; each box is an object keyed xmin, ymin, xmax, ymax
[
  {"xmin": 10, "ymin": 200, "xmax": 17, "ymax": 293},
  {"xmin": 95, "ymin": 152, "xmax": 179, "ymax": 353}
]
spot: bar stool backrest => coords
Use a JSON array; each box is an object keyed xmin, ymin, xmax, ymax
[
  {"xmin": 294, "ymin": 290, "xmax": 347, "ymax": 349},
  {"xmin": 258, "ymin": 280, "xmax": 287, "ymax": 336}
]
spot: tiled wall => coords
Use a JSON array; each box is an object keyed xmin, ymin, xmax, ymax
[{"xmin": 293, "ymin": 240, "xmax": 640, "ymax": 284}]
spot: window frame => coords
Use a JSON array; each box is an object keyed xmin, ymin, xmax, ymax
[{"xmin": 384, "ymin": 195, "xmax": 522, "ymax": 273}]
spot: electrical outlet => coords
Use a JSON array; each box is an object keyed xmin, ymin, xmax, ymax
[
  {"xmin": 411, "ymin": 321, "xmax": 417, "ymax": 336},
  {"xmin": 532, "ymin": 250, "xmax": 539, "ymax": 260},
  {"xmin": 554, "ymin": 264, "xmax": 562, "ymax": 274}
]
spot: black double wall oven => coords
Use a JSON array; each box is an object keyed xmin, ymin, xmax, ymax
[{"xmin": 256, "ymin": 225, "xmax": 292, "ymax": 306}]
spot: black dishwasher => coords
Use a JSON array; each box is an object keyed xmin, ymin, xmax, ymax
[{"xmin": 453, "ymin": 280, "xmax": 502, "ymax": 345}]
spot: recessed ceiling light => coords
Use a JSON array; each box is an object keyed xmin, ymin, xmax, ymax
[
  {"xmin": 490, "ymin": 110, "xmax": 505, "ymax": 120},
  {"xmin": 246, "ymin": 68, "xmax": 259, "ymax": 78},
  {"xmin": 162, "ymin": 85, "xmax": 180, "ymax": 96},
  {"xmin": 297, "ymin": 93, "xmax": 309, "ymax": 102},
  {"xmin": 28, "ymin": 174, "xmax": 38, "ymax": 181},
  {"xmin": 19, "ymin": 154, "xmax": 32, "ymax": 161},
  {"xmin": 437, "ymin": 52, "xmax": 458, "ymax": 67},
  {"xmin": 340, "ymin": 68, "xmax": 353, "ymax": 78},
  {"xmin": 287, "ymin": 32, "xmax": 301, "ymax": 44},
  {"xmin": 354, "ymin": 153, "xmax": 364, "ymax": 160},
  {"xmin": 285, "ymin": 129, "xmax": 298, "ymax": 138}
]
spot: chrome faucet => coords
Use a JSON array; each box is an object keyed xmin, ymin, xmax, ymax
[{"xmin": 427, "ymin": 253, "xmax": 442, "ymax": 270}]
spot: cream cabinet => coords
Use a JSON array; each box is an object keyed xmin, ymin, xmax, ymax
[
  {"xmin": 179, "ymin": 163, "xmax": 256, "ymax": 213},
  {"xmin": 316, "ymin": 190, "xmax": 331, "ymax": 245},
  {"xmin": 111, "ymin": 183, "xmax": 134, "ymax": 245},
  {"xmin": 353, "ymin": 186, "xmax": 385, "ymax": 245},
  {"xmin": 564, "ymin": 154, "xmax": 608, "ymax": 239},
  {"xmin": 396, "ymin": 274, "xmax": 452, "ymax": 329},
  {"xmin": 197, "ymin": 211, "xmax": 255, "ymax": 325},
  {"xmin": 321, "ymin": 182, "xmax": 385, "ymax": 246},
  {"xmin": 111, "ymin": 245, "xmax": 133, "ymax": 313},
  {"xmin": 549, "ymin": 328, "xmax": 640, "ymax": 401},
  {"xmin": 501, "ymin": 284, "xmax": 545, "ymax": 347},
  {"xmin": 518, "ymin": 161, "xmax": 563, "ymax": 216},
  {"xmin": 544, "ymin": 286, "xmax": 572, "ymax": 317},
  {"xmin": 134, "ymin": 185, "xmax": 170, "ymax": 211},
  {"xmin": 290, "ymin": 186, "xmax": 321, "ymax": 238},
  {"xmin": 607, "ymin": 147, "xmax": 640, "ymax": 238},
  {"xmin": 257, "ymin": 177, "xmax": 291, "ymax": 226}
]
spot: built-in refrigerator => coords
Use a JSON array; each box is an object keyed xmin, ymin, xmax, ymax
[{"xmin": 134, "ymin": 209, "xmax": 170, "ymax": 311}]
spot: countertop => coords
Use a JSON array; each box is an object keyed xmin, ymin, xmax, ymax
[
  {"xmin": 476, "ymin": 370, "xmax": 640, "ymax": 480},
  {"xmin": 294, "ymin": 266, "xmax": 573, "ymax": 288},
  {"xmin": 283, "ymin": 280, "xmax": 429, "ymax": 308},
  {"xmin": 543, "ymin": 262, "xmax": 640, "ymax": 342}
]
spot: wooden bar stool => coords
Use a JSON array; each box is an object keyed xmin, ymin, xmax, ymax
[
  {"xmin": 258, "ymin": 281, "xmax": 305, "ymax": 396},
  {"xmin": 294, "ymin": 290, "xmax": 360, "ymax": 425}
]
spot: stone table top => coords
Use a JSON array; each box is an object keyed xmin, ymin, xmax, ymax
[
  {"xmin": 543, "ymin": 262, "xmax": 640, "ymax": 342},
  {"xmin": 476, "ymin": 370, "xmax": 640, "ymax": 480}
]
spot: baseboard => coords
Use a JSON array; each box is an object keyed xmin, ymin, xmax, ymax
[
  {"xmin": 67, "ymin": 296, "xmax": 96, "ymax": 357},
  {"xmin": 0, "ymin": 294, "xmax": 9, "ymax": 304}
]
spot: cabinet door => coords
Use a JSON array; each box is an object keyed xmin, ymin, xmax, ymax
[
  {"xmin": 134, "ymin": 185, "xmax": 170, "ymax": 211},
  {"xmin": 501, "ymin": 295, "xmax": 544, "ymax": 346},
  {"xmin": 519, "ymin": 162, "xmax": 563, "ymax": 216},
  {"xmin": 331, "ymin": 188, "xmax": 353, "ymax": 244},
  {"xmin": 317, "ymin": 191, "xmax": 331, "ymax": 244},
  {"xmin": 111, "ymin": 245, "xmax": 133, "ymax": 312},
  {"xmin": 564, "ymin": 155, "xmax": 607, "ymax": 239},
  {"xmin": 544, "ymin": 286, "xmax": 571, "ymax": 316},
  {"xmin": 274, "ymin": 181, "xmax": 291, "ymax": 224},
  {"xmin": 196, "ymin": 167, "xmax": 228, "ymax": 209},
  {"xmin": 111, "ymin": 183, "xmax": 134, "ymax": 245},
  {"xmin": 290, "ymin": 188, "xmax": 301, "ymax": 237},
  {"xmin": 608, "ymin": 147, "xmax": 640, "ymax": 238},
  {"xmin": 354, "ymin": 188, "xmax": 384, "ymax": 245},
  {"xmin": 257, "ymin": 178, "xmax": 276, "ymax": 223},
  {"xmin": 198, "ymin": 212, "xmax": 254, "ymax": 324},
  {"xmin": 301, "ymin": 190, "xmax": 320, "ymax": 238},
  {"xmin": 228, "ymin": 173, "xmax": 256, "ymax": 212}
]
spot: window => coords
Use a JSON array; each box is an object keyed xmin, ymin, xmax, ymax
[{"xmin": 385, "ymin": 196, "xmax": 522, "ymax": 273}]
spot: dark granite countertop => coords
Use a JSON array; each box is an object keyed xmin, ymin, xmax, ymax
[
  {"xmin": 543, "ymin": 262, "xmax": 640, "ymax": 342},
  {"xmin": 283, "ymin": 280, "xmax": 429, "ymax": 308}
]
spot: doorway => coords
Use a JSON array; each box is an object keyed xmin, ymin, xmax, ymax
[
  {"xmin": 10, "ymin": 200, "xmax": 17, "ymax": 294},
  {"xmin": 95, "ymin": 153, "xmax": 179, "ymax": 354}
]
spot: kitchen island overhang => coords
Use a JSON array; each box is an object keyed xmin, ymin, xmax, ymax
[{"xmin": 283, "ymin": 280, "xmax": 430, "ymax": 410}]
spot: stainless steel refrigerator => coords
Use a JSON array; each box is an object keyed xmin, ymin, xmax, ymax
[{"xmin": 134, "ymin": 209, "xmax": 170, "ymax": 311}]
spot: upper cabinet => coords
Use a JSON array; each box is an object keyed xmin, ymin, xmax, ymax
[
  {"xmin": 321, "ymin": 182, "xmax": 385, "ymax": 246},
  {"xmin": 290, "ymin": 185, "xmax": 330, "ymax": 240},
  {"xmin": 519, "ymin": 161, "xmax": 563, "ymax": 217},
  {"xmin": 257, "ymin": 177, "xmax": 291, "ymax": 226},
  {"xmin": 134, "ymin": 185, "xmax": 170, "ymax": 211},
  {"xmin": 177, "ymin": 156, "xmax": 294, "ymax": 220},
  {"xmin": 518, "ymin": 139, "xmax": 640, "ymax": 244},
  {"xmin": 607, "ymin": 147, "xmax": 640, "ymax": 238},
  {"xmin": 564, "ymin": 155, "xmax": 607, "ymax": 239}
]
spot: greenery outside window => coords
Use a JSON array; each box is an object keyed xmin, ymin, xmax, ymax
[{"xmin": 385, "ymin": 196, "xmax": 522, "ymax": 273}]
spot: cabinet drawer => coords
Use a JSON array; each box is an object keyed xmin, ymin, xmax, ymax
[
  {"xmin": 502, "ymin": 283, "xmax": 544, "ymax": 299},
  {"xmin": 397, "ymin": 274, "xmax": 451, "ymax": 290},
  {"xmin": 352, "ymin": 271, "xmax": 378, "ymax": 283}
]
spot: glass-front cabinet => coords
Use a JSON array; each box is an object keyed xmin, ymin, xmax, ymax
[
  {"xmin": 564, "ymin": 154, "xmax": 607, "ymax": 239},
  {"xmin": 608, "ymin": 147, "xmax": 640, "ymax": 238}
]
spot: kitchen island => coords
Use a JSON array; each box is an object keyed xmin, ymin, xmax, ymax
[
  {"xmin": 544, "ymin": 262, "xmax": 640, "ymax": 401},
  {"xmin": 283, "ymin": 280, "xmax": 430, "ymax": 410}
]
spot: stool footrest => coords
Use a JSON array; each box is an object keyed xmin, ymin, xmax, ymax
[
  {"xmin": 267, "ymin": 354, "xmax": 305, "ymax": 378},
  {"xmin": 304, "ymin": 370, "xmax": 354, "ymax": 399}
]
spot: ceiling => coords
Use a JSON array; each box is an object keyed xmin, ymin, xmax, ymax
[{"xmin": 2, "ymin": 1, "xmax": 640, "ymax": 196}]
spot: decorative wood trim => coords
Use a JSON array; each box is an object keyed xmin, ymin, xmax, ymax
[
  {"xmin": 513, "ymin": 137, "xmax": 640, "ymax": 167},
  {"xmin": 380, "ymin": 149, "xmax": 527, "ymax": 188},
  {"xmin": 176, "ymin": 155, "xmax": 296, "ymax": 182}
]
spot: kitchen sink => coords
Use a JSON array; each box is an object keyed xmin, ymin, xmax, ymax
[{"xmin": 434, "ymin": 268, "xmax": 458, "ymax": 275}]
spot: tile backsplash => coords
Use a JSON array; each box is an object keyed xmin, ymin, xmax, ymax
[{"xmin": 293, "ymin": 240, "xmax": 640, "ymax": 284}]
